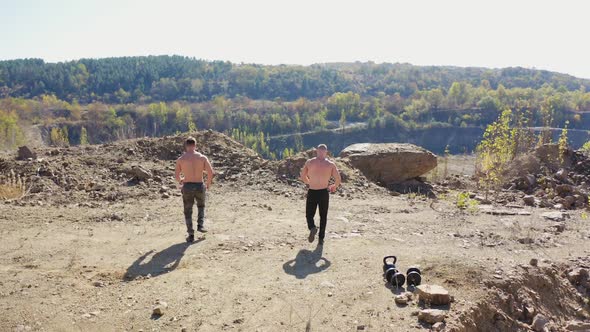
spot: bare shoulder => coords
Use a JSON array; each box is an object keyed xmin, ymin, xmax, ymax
[
  {"xmin": 177, "ymin": 152, "xmax": 187, "ymax": 161},
  {"xmin": 306, "ymin": 157, "xmax": 317, "ymax": 165}
]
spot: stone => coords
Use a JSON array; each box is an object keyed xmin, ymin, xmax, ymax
[
  {"xmin": 566, "ymin": 320, "xmax": 590, "ymax": 331},
  {"xmin": 541, "ymin": 211, "xmax": 569, "ymax": 221},
  {"xmin": 394, "ymin": 295, "xmax": 408, "ymax": 305},
  {"xmin": 416, "ymin": 284, "xmax": 451, "ymax": 305},
  {"xmin": 432, "ymin": 322, "xmax": 446, "ymax": 331},
  {"xmin": 531, "ymin": 314, "xmax": 549, "ymax": 332},
  {"xmin": 17, "ymin": 146, "xmax": 37, "ymax": 160},
  {"xmin": 563, "ymin": 195, "xmax": 576, "ymax": 209},
  {"xmin": 567, "ymin": 268, "xmax": 589, "ymax": 285},
  {"xmin": 556, "ymin": 184, "xmax": 574, "ymax": 196},
  {"xmin": 340, "ymin": 143, "xmax": 437, "ymax": 183},
  {"xmin": 152, "ymin": 301, "xmax": 168, "ymax": 316},
  {"xmin": 523, "ymin": 195, "xmax": 535, "ymax": 206},
  {"xmin": 529, "ymin": 258, "xmax": 538, "ymax": 267},
  {"xmin": 418, "ymin": 309, "xmax": 446, "ymax": 324},
  {"xmin": 129, "ymin": 165, "xmax": 152, "ymax": 181}
]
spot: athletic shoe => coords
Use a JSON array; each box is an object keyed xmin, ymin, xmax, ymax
[
  {"xmin": 197, "ymin": 226, "xmax": 208, "ymax": 233},
  {"xmin": 186, "ymin": 234, "xmax": 195, "ymax": 243},
  {"xmin": 308, "ymin": 227, "xmax": 318, "ymax": 243},
  {"xmin": 318, "ymin": 238, "xmax": 324, "ymax": 246}
]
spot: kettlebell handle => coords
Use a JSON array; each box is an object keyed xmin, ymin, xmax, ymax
[{"xmin": 383, "ymin": 256, "xmax": 397, "ymax": 265}]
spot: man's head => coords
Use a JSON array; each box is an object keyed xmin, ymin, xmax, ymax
[
  {"xmin": 185, "ymin": 136, "xmax": 196, "ymax": 152},
  {"xmin": 316, "ymin": 144, "xmax": 328, "ymax": 159}
]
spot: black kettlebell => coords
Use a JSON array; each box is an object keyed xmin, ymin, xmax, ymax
[
  {"xmin": 406, "ymin": 267, "xmax": 422, "ymax": 286},
  {"xmin": 383, "ymin": 256, "xmax": 405, "ymax": 288}
]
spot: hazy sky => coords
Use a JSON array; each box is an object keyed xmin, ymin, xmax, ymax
[{"xmin": 1, "ymin": 0, "xmax": 589, "ymax": 78}]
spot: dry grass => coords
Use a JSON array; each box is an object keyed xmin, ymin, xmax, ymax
[{"xmin": 0, "ymin": 170, "xmax": 27, "ymax": 200}]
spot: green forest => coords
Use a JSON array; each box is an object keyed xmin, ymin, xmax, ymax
[{"xmin": 1, "ymin": 56, "xmax": 590, "ymax": 157}]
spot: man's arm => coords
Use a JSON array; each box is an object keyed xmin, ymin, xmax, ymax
[
  {"xmin": 300, "ymin": 161, "xmax": 310, "ymax": 185},
  {"xmin": 329, "ymin": 163, "xmax": 342, "ymax": 192},
  {"xmin": 204, "ymin": 157, "xmax": 214, "ymax": 189},
  {"xmin": 175, "ymin": 159, "xmax": 183, "ymax": 185}
]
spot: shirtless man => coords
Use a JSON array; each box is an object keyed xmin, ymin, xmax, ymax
[
  {"xmin": 175, "ymin": 137, "xmax": 214, "ymax": 242},
  {"xmin": 300, "ymin": 144, "xmax": 342, "ymax": 245}
]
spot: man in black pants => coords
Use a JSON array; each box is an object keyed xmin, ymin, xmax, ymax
[{"xmin": 300, "ymin": 144, "xmax": 342, "ymax": 245}]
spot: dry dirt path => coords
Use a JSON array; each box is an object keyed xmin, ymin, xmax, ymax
[{"xmin": 1, "ymin": 185, "xmax": 589, "ymax": 331}]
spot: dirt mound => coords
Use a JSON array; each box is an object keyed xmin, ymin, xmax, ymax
[
  {"xmin": 0, "ymin": 131, "xmax": 275, "ymax": 206},
  {"xmin": 501, "ymin": 144, "xmax": 590, "ymax": 210},
  {"xmin": 447, "ymin": 257, "xmax": 590, "ymax": 331}
]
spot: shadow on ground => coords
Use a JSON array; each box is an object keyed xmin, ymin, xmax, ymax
[
  {"xmin": 123, "ymin": 240, "xmax": 203, "ymax": 281},
  {"xmin": 282, "ymin": 244, "xmax": 331, "ymax": 279}
]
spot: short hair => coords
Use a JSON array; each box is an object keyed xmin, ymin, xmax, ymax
[
  {"xmin": 317, "ymin": 144, "xmax": 328, "ymax": 150},
  {"xmin": 185, "ymin": 137, "xmax": 196, "ymax": 146}
]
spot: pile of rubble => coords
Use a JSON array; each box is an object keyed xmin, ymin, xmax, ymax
[
  {"xmin": 447, "ymin": 257, "xmax": 590, "ymax": 332},
  {"xmin": 0, "ymin": 130, "xmax": 278, "ymax": 206},
  {"xmin": 504, "ymin": 144, "xmax": 590, "ymax": 210}
]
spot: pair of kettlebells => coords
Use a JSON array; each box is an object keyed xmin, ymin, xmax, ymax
[{"xmin": 383, "ymin": 256, "xmax": 422, "ymax": 288}]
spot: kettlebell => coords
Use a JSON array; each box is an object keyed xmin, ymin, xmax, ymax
[
  {"xmin": 383, "ymin": 256, "xmax": 406, "ymax": 288},
  {"xmin": 406, "ymin": 267, "xmax": 422, "ymax": 286}
]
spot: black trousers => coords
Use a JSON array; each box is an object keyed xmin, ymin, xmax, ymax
[{"xmin": 306, "ymin": 189, "xmax": 330, "ymax": 240}]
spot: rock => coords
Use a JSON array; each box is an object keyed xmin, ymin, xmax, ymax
[
  {"xmin": 518, "ymin": 237, "xmax": 534, "ymax": 244},
  {"xmin": 529, "ymin": 258, "xmax": 538, "ymax": 267},
  {"xmin": 525, "ymin": 174, "xmax": 537, "ymax": 187},
  {"xmin": 416, "ymin": 284, "xmax": 451, "ymax": 305},
  {"xmin": 523, "ymin": 195, "xmax": 535, "ymax": 206},
  {"xmin": 152, "ymin": 301, "xmax": 168, "ymax": 316},
  {"xmin": 92, "ymin": 280, "xmax": 105, "ymax": 287},
  {"xmin": 567, "ymin": 268, "xmax": 589, "ymax": 285},
  {"xmin": 17, "ymin": 146, "xmax": 37, "ymax": 160},
  {"xmin": 340, "ymin": 143, "xmax": 437, "ymax": 183},
  {"xmin": 563, "ymin": 195, "xmax": 576, "ymax": 209},
  {"xmin": 566, "ymin": 320, "xmax": 590, "ymax": 331},
  {"xmin": 531, "ymin": 314, "xmax": 549, "ymax": 332},
  {"xmin": 162, "ymin": 192, "xmax": 170, "ymax": 199},
  {"xmin": 541, "ymin": 211, "xmax": 569, "ymax": 221},
  {"xmin": 418, "ymin": 309, "xmax": 446, "ymax": 324},
  {"xmin": 432, "ymin": 322, "xmax": 446, "ymax": 331},
  {"xmin": 394, "ymin": 295, "xmax": 408, "ymax": 305},
  {"xmin": 129, "ymin": 165, "xmax": 152, "ymax": 181}
]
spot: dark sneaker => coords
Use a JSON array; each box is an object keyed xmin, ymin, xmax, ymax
[
  {"xmin": 318, "ymin": 238, "xmax": 324, "ymax": 246},
  {"xmin": 186, "ymin": 234, "xmax": 195, "ymax": 243},
  {"xmin": 308, "ymin": 227, "xmax": 318, "ymax": 243},
  {"xmin": 197, "ymin": 226, "xmax": 208, "ymax": 233}
]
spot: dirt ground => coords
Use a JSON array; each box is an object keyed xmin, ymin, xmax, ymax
[{"xmin": 2, "ymin": 180, "xmax": 590, "ymax": 331}]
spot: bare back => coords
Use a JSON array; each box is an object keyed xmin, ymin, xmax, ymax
[
  {"xmin": 304, "ymin": 158, "xmax": 337, "ymax": 190},
  {"xmin": 177, "ymin": 152, "xmax": 208, "ymax": 183}
]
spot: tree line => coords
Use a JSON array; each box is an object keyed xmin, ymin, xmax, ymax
[{"xmin": 2, "ymin": 56, "xmax": 589, "ymax": 103}]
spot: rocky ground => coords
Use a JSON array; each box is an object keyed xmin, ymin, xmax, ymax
[{"xmin": 1, "ymin": 133, "xmax": 590, "ymax": 332}]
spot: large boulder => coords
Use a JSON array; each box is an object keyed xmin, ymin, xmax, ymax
[
  {"xmin": 339, "ymin": 143, "xmax": 437, "ymax": 184},
  {"xmin": 17, "ymin": 146, "xmax": 37, "ymax": 160}
]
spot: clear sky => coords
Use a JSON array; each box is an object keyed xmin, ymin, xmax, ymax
[{"xmin": 1, "ymin": 0, "xmax": 589, "ymax": 78}]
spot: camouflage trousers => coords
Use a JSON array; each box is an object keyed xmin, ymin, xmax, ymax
[{"xmin": 182, "ymin": 182, "xmax": 206, "ymax": 235}]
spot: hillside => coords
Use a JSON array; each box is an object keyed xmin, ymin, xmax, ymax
[
  {"xmin": 2, "ymin": 56, "xmax": 590, "ymax": 156},
  {"xmin": 1, "ymin": 56, "xmax": 589, "ymax": 102}
]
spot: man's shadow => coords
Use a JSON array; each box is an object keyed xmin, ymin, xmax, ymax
[
  {"xmin": 282, "ymin": 244, "xmax": 331, "ymax": 279},
  {"xmin": 123, "ymin": 240, "xmax": 203, "ymax": 281}
]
